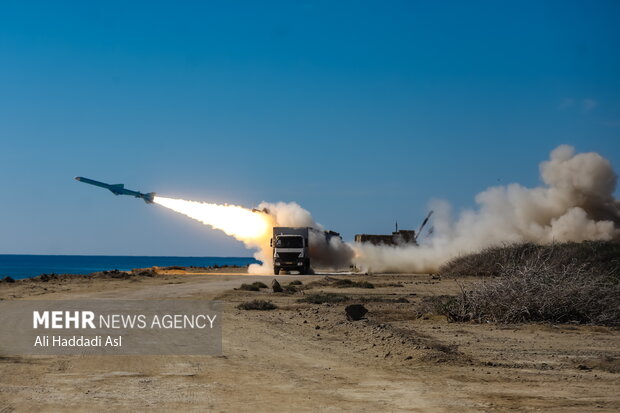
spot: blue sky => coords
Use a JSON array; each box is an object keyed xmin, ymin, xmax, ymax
[{"xmin": 1, "ymin": 1, "xmax": 619, "ymax": 256}]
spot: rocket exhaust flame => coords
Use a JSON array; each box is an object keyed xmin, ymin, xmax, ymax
[
  {"xmin": 153, "ymin": 197, "xmax": 271, "ymax": 240},
  {"xmin": 153, "ymin": 197, "xmax": 281, "ymax": 274}
]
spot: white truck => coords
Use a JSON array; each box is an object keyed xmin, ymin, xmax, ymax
[{"xmin": 271, "ymin": 227, "xmax": 343, "ymax": 275}]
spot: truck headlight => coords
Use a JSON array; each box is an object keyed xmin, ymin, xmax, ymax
[{"xmin": 297, "ymin": 261, "xmax": 303, "ymax": 266}]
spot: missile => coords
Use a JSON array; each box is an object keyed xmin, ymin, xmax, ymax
[{"xmin": 75, "ymin": 177, "xmax": 156, "ymax": 204}]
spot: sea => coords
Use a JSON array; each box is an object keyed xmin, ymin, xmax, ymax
[{"xmin": 0, "ymin": 255, "xmax": 260, "ymax": 280}]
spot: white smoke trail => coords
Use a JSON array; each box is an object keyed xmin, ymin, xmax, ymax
[
  {"xmin": 153, "ymin": 197, "xmax": 353, "ymax": 274},
  {"xmin": 354, "ymin": 145, "xmax": 620, "ymax": 273},
  {"xmin": 153, "ymin": 197, "xmax": 270, "ymax": 239}
]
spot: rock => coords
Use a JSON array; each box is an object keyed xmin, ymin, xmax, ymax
[
  {"xmin": 271, "ymin": 279, "xmax": 283, "ymax": 293},
  {"xmin": 345, "ymin": 304, "xmax": 368, "ymax": 321},
  {"xmin": 1, "ymin": 276, "xmax": 15, "ymax": 283}
]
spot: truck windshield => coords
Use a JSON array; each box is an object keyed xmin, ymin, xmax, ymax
[{"xmin": 276, "ymin": 237, "xmax": 303, "ymax": 248}]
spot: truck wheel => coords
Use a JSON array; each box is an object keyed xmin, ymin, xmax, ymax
[{"xmin": 274, "ymin": 266, "xmax": 280, "ymax": 275}]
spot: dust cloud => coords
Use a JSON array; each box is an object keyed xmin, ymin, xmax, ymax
[{"xmin": 354, "ymin": 145, "xmax": 620, "ymax": 273}]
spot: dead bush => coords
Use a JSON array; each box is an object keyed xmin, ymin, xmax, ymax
[
  {"xmin": 238, "ymin": 283, "xmax": 260, "ymax": 291},
  {"xmin": 357, "ymin": 296, "xmax": 410, "ymax": 303},
  {"xmin": 297, "ymin": 293, "xmax": 350, "ymax": 304},
  {"xmin": 438, "ymin": 241, "xmax": 620, "ymax": 279},
  {"xmin": 415, "ymin": 295, "xmax": 457, "ymax": 316},
  {"xmin": 441, "ymin": 243, "xmax": 620, "ymax": 325},
  {"xmin": 237, "ymin": 300, "xmax": 278, "ymax": 310},
  {"xmin": 333, "ymin": 279, "xmax": 375, "ymax": 289}
]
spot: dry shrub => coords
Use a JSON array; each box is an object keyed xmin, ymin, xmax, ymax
[
  {"xmin": 161, "ymin": 265, "xmax": 185, "ymax": 270},
  {"xmin": 238, "ymin": 283, "xmax": 260, "ymax": 291},
  {"xmin": 333, "ymin": 279, "xmax": 375, "ymax": 289},
  {"xmin": 438, "ymin": 241, "xmax": 620, "ymax": 279},
  {"xmin": 304, "ymin": 276, "xmax": 338, "ymax": 289},
  {"xmin": 358, "ymin": 296, "xmax": 409, "ymax": 303},
  {"xmin": 442, "ymin": 243, "xmax": 620, "ymax": 325},
  {"xmin": 237, "ymin": 300, "xmax": 277, "ymax": 310},
  {"xmin": 297, "ymin": 293, "xmax": 350, "ymax": 304},
  {"xmin": 305, "ymin": 277, "xmax": 374, "ymax": 290},
  {"xmin": 416, "ymin": 295, "xmax": 458, "ymax": 316}
]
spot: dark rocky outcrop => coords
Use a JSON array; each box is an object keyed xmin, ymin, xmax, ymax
[
  {"xmin": 271, "ymin": 279, "xmax": 283, "ymax": 293},
  {"xmin": 345, "ymin": 304, "xmax": 368, "ymax": 321}
]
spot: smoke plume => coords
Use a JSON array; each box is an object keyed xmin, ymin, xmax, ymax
[
  {"xmin": 153, "ymin": 197, "xmax": 353, "ymax": 274},
  {"xmin": 354, "ymin": 145, "xmax": 620, "ymax": 273},
  {"xmin": 154, "ymin": 145, "xmax": 618, "ymax": 275},
  {"xmin": 247, "ymin": 201, "xmax": 353, "ymax": 273}
]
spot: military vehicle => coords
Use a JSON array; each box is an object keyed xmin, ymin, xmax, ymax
[{"xmin": 271, "ymin": 227, "xmax": 342, "ymax": 275}]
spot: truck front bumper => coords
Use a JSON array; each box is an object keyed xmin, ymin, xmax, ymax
[{"xmin": 275, "ymin": 258, "xmax": 307, "ymax": 270}]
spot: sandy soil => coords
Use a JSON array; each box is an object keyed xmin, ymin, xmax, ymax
[{"xmin": 0, "ymin": 270, "xmax": 618, "ymax": 412}]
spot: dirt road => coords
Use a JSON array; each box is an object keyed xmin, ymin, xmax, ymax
[{"xmin": 1, "ymin": 272, "xmax": 618, "ymax": 412}]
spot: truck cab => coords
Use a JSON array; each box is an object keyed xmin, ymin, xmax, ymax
[{"xmin": 272, "ymin": 227, "xmax": 310, "ymax": 275}]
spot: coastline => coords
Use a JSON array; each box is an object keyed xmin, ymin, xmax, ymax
[{"xmin": 0, "ymin": 254, "xmax": 259, "ymax": 280}]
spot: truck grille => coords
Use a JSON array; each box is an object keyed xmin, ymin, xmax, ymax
[{"xmin": 278, "ymin": 252, "xmax": 300, "ymax": 261}]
